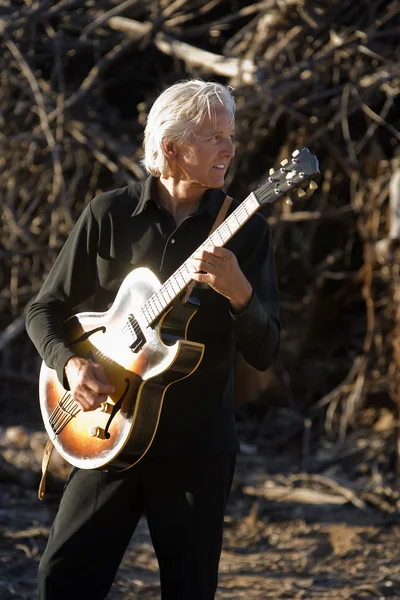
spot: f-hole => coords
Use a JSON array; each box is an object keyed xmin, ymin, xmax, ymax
[{"xmin": 104, "ymin": 378, "xmax": 131, "ymax": 437}]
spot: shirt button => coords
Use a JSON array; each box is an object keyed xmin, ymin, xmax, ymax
[{"xmin": 171, "ymin": 238, "xmax": 175, "ymax": 244}]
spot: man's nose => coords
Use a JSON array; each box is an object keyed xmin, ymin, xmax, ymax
[{"xmin": 221, "ymin": 138, "xmax": 235, "ymax": 157}]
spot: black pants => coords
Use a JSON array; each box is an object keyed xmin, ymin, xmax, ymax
[{"xmin": 38, "ymin": 453, "xmax": 236, "ymax": 600}]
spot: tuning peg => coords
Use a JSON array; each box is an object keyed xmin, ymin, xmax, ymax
[
  {"xmin": 280, "ymin": 159, "xmax": 289, "ymax": 166},
  {"xmin": 269, "ymin": 168, "xmax": 275, "ymax": 175},
  {"xmin": 292, "ymin": 149, "xmax": 300, "ymax": 157},
  {"xmin": 285, "ymin": 197, "xmax": 293, "ymax": 206},
  {"xmin": 297, "ymin": 188, "xmax": 306, "ymax": 198},
  {"xmin": 309, "ymin": 180, "xmax": 318, "ymax": 191}
]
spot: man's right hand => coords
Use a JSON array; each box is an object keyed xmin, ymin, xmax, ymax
[{"xmin": 64, "ymin": 356, "xmax": 115, "ymax": 412}]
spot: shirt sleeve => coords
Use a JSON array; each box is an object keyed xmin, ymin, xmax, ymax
[
  {"xmin": 229, "ymin": 216, "xmax": 280, "ymax": 371},
  {"xmin": 26, "ymin": 202, "xmax": 99, "ymax": 387}
]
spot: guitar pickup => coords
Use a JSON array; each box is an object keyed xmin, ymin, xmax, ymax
[{"xmin": 124, "ymin": 314, "xmax": 146, "ymax": 353}]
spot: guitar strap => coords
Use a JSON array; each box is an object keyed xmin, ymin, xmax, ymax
[
  {"xmin": 38, "ymin": 193, "xmax": 233, "ymax": 500},
  {"xmin": 181, "ymin": 193, "xmax": 232, "ymax": 302},
  {"xmin": 38, "ymin": 438, "xmax": 54, "ymax": 500}
]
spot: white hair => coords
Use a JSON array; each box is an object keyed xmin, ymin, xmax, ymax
[{"xmin": 142, "ymin": 79, "xmax": 236, "ymax": 177}]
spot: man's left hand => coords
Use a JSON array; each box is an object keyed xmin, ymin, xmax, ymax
[{"xmin": 189, "ymin": 245, "xmax": 252, "ymax": 313}]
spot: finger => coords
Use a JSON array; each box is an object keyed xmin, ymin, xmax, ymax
[
  {"xmin": 192, "ymin": 248, "xmax": 217, "ymax": 263},
  {"xmin": 191, "ymin": 262, "xmax": 217, "ymax": 278},
  {"xmin": 91, "ymin": 363, "xmax": 115, "ymax": 391},
  {"xmin": 86, "ymin": 376, "xmax": 115, "ymax": 396},
  {"xmin": 190, "ymin": 270, "xmax": 212, "ymax": 284},
  {"xmin": 191, "ymin": 254, "xmax": 218, "ymax": 269},
  {"xmin": 201, "ymin": 245, "xmax": 232, "ymax": 258},
  {"xmin": 73, "ymin": 388, "xmax": 107, "ymax": 412},
  {"xmin": 210, "ymin": 246, "xmax": 232, "ymax": 259}
]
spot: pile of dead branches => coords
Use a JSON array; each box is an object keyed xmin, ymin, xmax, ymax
[{"xmin": 1, "ymin": 0, "xmax": 400, "ymax": 480}]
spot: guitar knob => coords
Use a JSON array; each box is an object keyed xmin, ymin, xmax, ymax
[
  {"xmin": 280, "ymin": 159, "xmax": 288, "ymax": 166},
  {"xmin": 309, "ymin": 180, "xmax": 318, "ymax": 190},
  {"xmin": 89, "ymin": 426, "xmax": 106, "ymax": 439},
  {"xmin": 297, "ymin": 188, "xmax": 306, "ymax": 198},
  {"xmin": 98, "ymin": 402, "xmax": 113, "ymax": 414}
]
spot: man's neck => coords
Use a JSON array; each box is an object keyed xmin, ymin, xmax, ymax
[{"xmin": 157, "ymin": 177, "xmax": 206, "ymax": 226}]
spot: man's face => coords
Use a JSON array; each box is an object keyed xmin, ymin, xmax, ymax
[{"xmin": 171, "ymin": 104, "xmax": 235, "ymax": 190}]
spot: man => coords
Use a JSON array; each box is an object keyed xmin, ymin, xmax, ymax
[{"xmin": 26, "ymin": 79, "xmax": 280, "ymax": 600}]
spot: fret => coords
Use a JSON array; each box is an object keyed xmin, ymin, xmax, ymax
[
  {"xmin": 208, "ymin": 232, "xmax": 217, "ymax": 247},
  {"xmin": 140, "ymin": 306, "xmax": 152, "ymax": 327},
  {"xmin": 164, "ymin": 278, "xmax": 175, "ymax": 297},
  {"xmin": 247, "ymin": 193, "xmax": 260, "ymax": 212},
  {"xmin": 231, "ymin": 211, "xmax": 241, "ymax": 228},
  {"xmin": 153, "ymin": 294, "xmax": 165, "ymax": 312},
  {"xmin": 223, "ymin": 218, "xmax": 234, "ymax": 235},
  {"xmin": 215, "ymin": 227, "xmax": 227, "ymax": 245},
  {"xmin": 147, "ymin": 299, "xmax": 158, "ymax": 319},
  {"xmin": 235, "ymin": 212, "xmax": 245, "ymax": 226},
  {"xmin": 163, "ymin": 281, "xmax": 176, "ymax": 299},
  {"xmin": 151, "ymin": 295, "xmax": 161, "ymax": 313},
  {"xmin": 220, "ymin": 227, "xmax": 230, "ymax": 243},
  {"xmin": 149, "ymin": 295, "xmax": 159, "ymax": 313},
  {"xmin": 176, "ymin": 269, "xmax": 188, "ymax": 288},
  {"xmin": 182, "ymin": 261, "xmax": 192, "ymax": 274},
  {"xmin": 237, "ymin": 206, "xmax": 248, "ymax": 222},
  {"xmin": 160, "ymin": 284, "xmax": 174, "ymax": 301},
  {"xmin": 241, "ymin": 201, "xmax": 250, "ymax": 216},
  {"xmin": 141, "ymin": 303, "xmax": 154, "ymax": 325},
  {"xmin": 212, "ymin": 229, "xmax": 224, "ymax": 245},
  {"xmin": 170, "ymin": 278, "xmax": 181, "ymax": 294}
]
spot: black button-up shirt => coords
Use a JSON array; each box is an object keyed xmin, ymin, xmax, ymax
[{"xmin": 26, "ymin": 176, "xmax": 280, "ymax": 455}]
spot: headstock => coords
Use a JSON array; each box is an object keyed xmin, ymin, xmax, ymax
[{"xmin": 254, "ymin": 148, "xmax": 320, "ymax": 207}]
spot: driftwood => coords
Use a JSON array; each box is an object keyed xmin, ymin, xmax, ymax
[
  {"xmin": 1, "ymin": 0, "xmax": 400, "ymax": 490},
  {"xmin": 108, "ymin": 15, "xmax": 257, "ymax": 83}
]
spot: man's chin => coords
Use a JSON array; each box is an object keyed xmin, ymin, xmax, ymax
[
  {"xmin": 193, "ymin": 175, "xmax": 226, "ymax": 190},
  {"xmin": 209, "ymin": 175, "xmax": 226, "ymax": 188}
]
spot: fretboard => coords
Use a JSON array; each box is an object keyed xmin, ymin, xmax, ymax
[{"xmin": 140, "ymin": 191, "xmax": 260, "ymax": 326}]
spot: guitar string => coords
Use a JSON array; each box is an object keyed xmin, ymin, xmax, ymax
[
  {"xmin": 50, "ymin": 392, "xmax": 77, "ymax": 433},
  {"xmin": 49, "ymin": 350, "xmax": 114, "ymax": 433},
  {"xmin": 54, "ymin": 402, "xmax": 79, "ymax": 434}
]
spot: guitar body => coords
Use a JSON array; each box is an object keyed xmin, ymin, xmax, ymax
[{"xmin": 39, "ymin": 267, "xmax": 204, "ymax": 471}]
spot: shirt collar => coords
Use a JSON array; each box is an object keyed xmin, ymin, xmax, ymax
[
  {"xmin": 130, "ymin": 175, "xmax": 228, "ymax": 220},
  {"xmin": 130, "ymin": 175, "xmax": 156, "ymax": 217}
]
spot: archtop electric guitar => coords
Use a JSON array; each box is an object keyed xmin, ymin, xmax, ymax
[{"xmin": 39, "ymin": 148, "xmax": 319, "ymax": 471}]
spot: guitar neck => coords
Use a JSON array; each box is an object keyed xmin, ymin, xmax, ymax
[{"xmin": 141, "ymin": 192, "xmax": 261, "ymax": 326}]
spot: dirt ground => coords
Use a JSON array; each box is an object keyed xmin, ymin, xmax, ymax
[
  {"xmin": 1, "ymin": 426, "xmax": 400, "ymax": 600},
  {"xmin": 0, "ymin": 375, "xmax": 399, "ymax": 600}
]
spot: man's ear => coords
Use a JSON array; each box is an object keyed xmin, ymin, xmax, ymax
[{"xmin": 161, "ymin": 138, "xmax": 177, "ymax": 160}]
